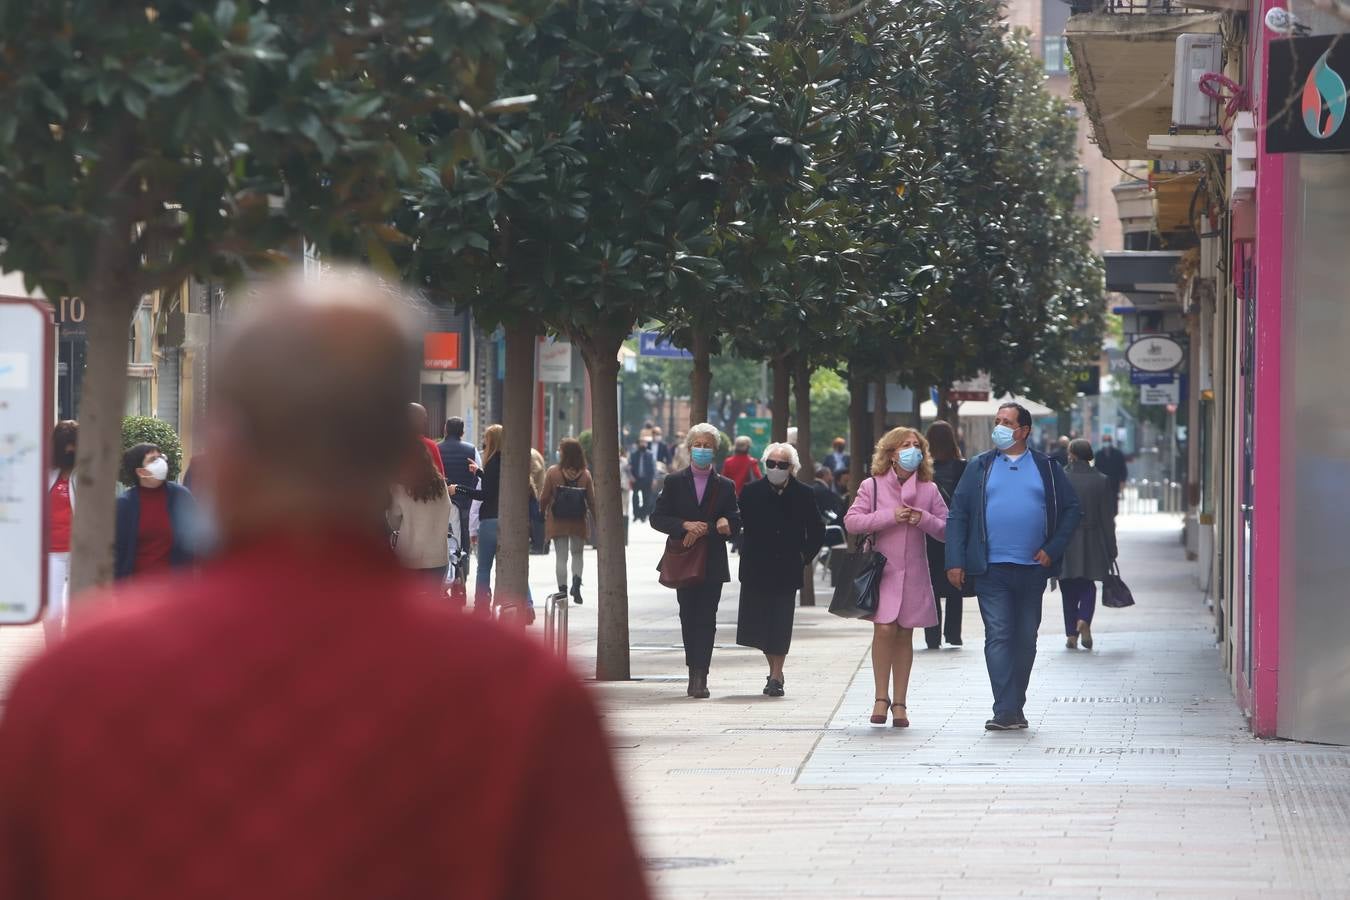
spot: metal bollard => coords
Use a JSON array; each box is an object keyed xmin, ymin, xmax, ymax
[{"xmin": 543, "ymin": 590, "xmax": 569, "ymax": 658}]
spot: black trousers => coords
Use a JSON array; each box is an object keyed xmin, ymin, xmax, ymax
[
  {"xmin": 633, "ymin": 480, "xmax": 653, "ymax": 521},
  {"xmin": 924, "ymin": 594, "xmax": 963, "ymax": 647},
  {"xmin": 677, "ymin": 580, "xmax": 724, "ymax": 671}
]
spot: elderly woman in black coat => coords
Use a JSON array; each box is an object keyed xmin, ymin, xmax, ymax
[
  {"xmin": 735, "ymin": 442, "xmax": 825, "ymax": 698},
  {"xmin": 1060, "ymin": 439, "xmax": 1118, "ymax": 650},
  {"xmin": 651, "ymin": 423, "xmax": 742, "ymax": 699}
]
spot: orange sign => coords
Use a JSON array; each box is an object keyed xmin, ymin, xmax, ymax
[{"xmin": 423, "ymin": 332, "xmax": 462, "ymax": 370}]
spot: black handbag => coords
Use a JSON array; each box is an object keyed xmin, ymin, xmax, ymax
[
  {"xmin": 828, "ymin": 480, "xmax": 886, "ymax": 619},
  {"xmin": 552, "ymin": 474, "xmax": 587, "ymax": 520},
  {"xmin": 1101, "ymin": 561, "xmax": 1135, "ymax": 608}
]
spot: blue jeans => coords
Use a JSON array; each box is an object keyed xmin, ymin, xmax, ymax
[
  {"xmin": 976, "ymin": 563, "xmax": 1049, "ymax": 718},
  {"xmin": 475, "ymin": 519, "xmax": 533, "ymax": 611}
]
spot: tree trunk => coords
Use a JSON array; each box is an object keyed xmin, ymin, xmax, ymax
[
  {"xmin": 577, "ymin": 330, "xmax": 631, "ymax": 681},
  {"xmin": 911, "ymin": 381, "xmax": 924, "ymax": 430},
  {"xmin": 68, "ymin": 284, "xmax": 140, "ymax": 596},
  {"xmin": 495, "ymin": 322, "xmax": 536, "ymax": 616},
  {"xmin": 689, "ymin": 329, "xmax": 711, "ymax": 431},
  {"xmin": 793, "ymin": 355, "xmax": 816, "ymax": 606},
  {"xmin": 847, "ymin": 374, "xmax": 869, "ymax": 500},
  {"xmin": 770, "ymin": 354, "xmax": 790, "ymax": 442},
  {"xmin": 872, "ymin": 379, "xmax": 888, "ymax": 443}
]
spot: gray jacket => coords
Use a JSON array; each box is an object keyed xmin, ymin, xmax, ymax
[{"xmin": 1059, "ymin": 462, "xmax": 1117, "ymax": 581}]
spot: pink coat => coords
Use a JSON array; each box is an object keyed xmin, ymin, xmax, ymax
[{"xmin": 843, "ymin": 473, "xmax": 949, "ymax": 627}]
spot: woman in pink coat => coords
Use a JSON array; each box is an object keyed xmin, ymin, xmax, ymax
[{"xmin": 844, "ymin": 426, "xmax": 949, "ymax": 728}]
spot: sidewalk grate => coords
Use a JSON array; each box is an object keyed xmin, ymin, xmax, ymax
[
  {"xmin": 1043, "ymin": 746, "xmax": 1182, "ymax": 756},
  {"xmin": 643, "ymin": 857, "xmax": 730, "ymax": 871},
  {"xmin": 668, "ymin": 766, "xmax": 797, "ymax": 776},
  {"xmin": 722, "ymin": 726, "xmax": 836, "ymax": 734},
  {"xmin": 1050, "ymin": 696, "xmax": 1167, "ymax": 704}
]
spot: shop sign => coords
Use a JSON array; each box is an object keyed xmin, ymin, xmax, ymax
[
  {"xmin": 1074, "ymin": 366, "xmax": 1101, "ymax": 396},
  {"xmin": 1140, "ymin": 379, "xmax": 1181, "ymax": 406},
  {"xmin": 735, "ymin": 416, "xmax": 772, "ymax": 458},
  {"xmin": 948, "ymin": 372, "xmax": 991, "ymax": 402},
  {"xmin": 638, "ymin": 332, "xmax": 693, "ymax": 359},
  {"xmin": 539, "ymin": 338, "xmax": 573, "ymax": 383},
  {"xmin": 1126, "ymin": 335, "xmax": 1184, "ymax": 373},
  {"xmin": 1268, "ymin": 35, "xmax": 1350, "ymax": 154},
  {"xmin": 1130, "ymin": 369, "xmax": 1175, "ymax": 386},
  {"xmin": 423, "ymin": 332, "xmax": 462, "ymax": 370},
  {"xmin": 0, "ymin": 298, "xmax": 53, "ymax": 626}
]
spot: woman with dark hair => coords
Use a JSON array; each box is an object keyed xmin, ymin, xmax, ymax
[
  {"xmin": 113, "ymin": 443, "xmax": 197, "ymax": 581},
  {"xmin": 923, "ymin": 420, "xmax": 970, "ymax": 649},
  {"xmin": 1060, "ymin": 439, "xmax": 1117, "ymax": 650},
  {"xmin": 540, "ymin": 437, "xmax": 596, "ymax": 605},
  {"xmin": 45, "ymin": 421, "xmax": 78, "ymax": 641},
  {"xmin": 388, "ymin": 442, "xmax": 459, "ymax": 598}
]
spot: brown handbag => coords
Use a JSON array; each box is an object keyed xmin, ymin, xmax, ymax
[{"xmin": 657, "ymin": 476, "xmax": 719, "ymax": 589}]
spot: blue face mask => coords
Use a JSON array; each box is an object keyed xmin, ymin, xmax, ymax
[
  {"xmin": 991, "ymin": 424, "xmax": 1017, "ymax": 451},
  {"xmin": 690, "ymin": 447, "xmax": 715, "ymax": 468},
  {"xmin": 896, "ymin": 447, "xmax": 924, "ymax": 472}
]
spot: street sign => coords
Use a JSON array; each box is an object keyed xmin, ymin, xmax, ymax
[
  {"xmin": 1126, "ymin": 335, "xmax": 1184, "ymax": 373},
  {"xmin": 948, "ymin": 373, "xmax": 990, "ymax": 402},
  {"xmin": 1268, "ymin": 35, "xmax": 1350, "ymax": 155},
  {"xmin": 1140, "ymin": 379, "xmax": 1181, "ymax": 406},
  {"xmin": 1130, "ymin": 369, "xmax": 1175, "ymax": 386},
  {"xmin": 0, "ymin": 298, "xmax": 53, "ymax": 626},
  {"xmin": 735, "ymin": 416, "xmax": 772, "ymax": 458},
  {"xmin": 638, "ymin": 332, "xmax": 693, "ymax": 359},
  {"xmin": 1074, "ymin": 366, "xmax": 1101, "ymax": 396},
  {"xmin": 538, "ymin": 338, "xmax": 572, "ymax": 383}
]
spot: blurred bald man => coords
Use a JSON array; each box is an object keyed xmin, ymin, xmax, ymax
[{"xmin": 0, "ymin": 269, "xmax": 650, "ymax": 900}]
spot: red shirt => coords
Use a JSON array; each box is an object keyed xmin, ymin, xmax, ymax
[
  {"xmin": 0, "ymin": 534, "xmax": 650, "ymax": 900},
  {"xmin": 133, "ymin": 485, "xmax": 174, "ymax": 575},
  {"xmin": 721, "ymin": 452, "xmax": 762, "ymax": 495},
  {"xmin": 47, "ymin": 476, "xmax": 72, "ymax": 553},
  {"xmin": 420, "ymin": 436, "xmax": 446, "ymax": 476}
]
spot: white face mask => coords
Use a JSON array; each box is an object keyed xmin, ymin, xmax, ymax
[
  {"xmin": 143, "ymin": 457, "xmax": 169, "ymax": 482},
  {"xmin": 765, "ymin": 466, "xmax": 791, "ymax": 486}
]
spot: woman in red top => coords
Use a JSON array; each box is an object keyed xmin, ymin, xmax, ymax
[
  {"xmin": 45, "ymin": 421, "xmax": 78, "ymax": 643},
  {"xmin": 113, "ymin": 443, "xmax": 198, "ymax": 580}
]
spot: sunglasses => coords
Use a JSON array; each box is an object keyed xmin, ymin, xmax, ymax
[{"xmin": 764, "ymin": 459, "xmax": 792, "ymax": 470}]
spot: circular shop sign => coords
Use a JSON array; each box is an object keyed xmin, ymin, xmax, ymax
[{"xmin": 1126, "ymin": 335, "xmax": 1184, "ymax": 373}]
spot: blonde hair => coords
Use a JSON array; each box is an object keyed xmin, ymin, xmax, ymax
[
  {"xmin": 870, "ymin": 427, "xmax": 934, "ymax": 482},
  {"xmin": 482, "ymin": 423, "xmax": 503, "ymax": 463}
]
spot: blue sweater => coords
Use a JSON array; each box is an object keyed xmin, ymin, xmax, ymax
[
  {"xmin": 985, "ymin": 452, "xmax": 1047, "ymax": 565},
  {"xmin": 945, "ymin": 448, "xmax": 1081, "ymax": 578}
]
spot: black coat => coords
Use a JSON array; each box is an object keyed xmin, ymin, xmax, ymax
[
  {"xmin": 927, "ymin": 458, "xmax": 974, "ymax": 598},
  {"xmin": 651, "ymin": 467, "xmax": 742, "ymax": 584},
  {"xmin": 738, "ymin": 478, "xmax": 826, "ymax": 593}
]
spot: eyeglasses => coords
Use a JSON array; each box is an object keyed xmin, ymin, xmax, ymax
[{"xmin": 764, "ymin": 459, "xmax": 792, "ymax": 470}]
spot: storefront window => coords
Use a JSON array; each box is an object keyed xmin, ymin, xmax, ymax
[{"xmin": 1043, "ymin": 36, "xmax": 1068, "ymax": 75}]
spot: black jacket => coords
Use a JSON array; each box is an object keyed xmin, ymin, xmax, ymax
[
  {"xmin": 650, "ymin": 467, "xmax": 742, "ymax": 584},
  {"xmin": 1094, "ymin": 445, "xmax": 1128, "ymax": 491},
  {"xmin": 739, "ymin": 478, "xmax": 826, "ymax": 593},
  {"xmin": 927, "ymin": 458, "xmax": 973, "ymax": 597},
  {"xmin": 437, "ymin": 438, "xmax": 478, "ymax": 510},
  {"xmin": 810, "ymin": 480, "xmax": 844, "ymax": 524}
]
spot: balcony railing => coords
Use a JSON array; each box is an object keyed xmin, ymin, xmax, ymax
[{"xmin": 1069, "ymin": 0, "xmax": 1203, "ymax": 13}]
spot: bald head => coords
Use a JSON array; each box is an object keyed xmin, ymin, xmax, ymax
[{"xmin": 209, "ymin": 268, "xmax": 422, "ymax": 540}]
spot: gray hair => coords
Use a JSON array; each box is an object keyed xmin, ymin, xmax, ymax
[
  {"xmin": 686, "ymin": 422, "xmax": 721, "ymax": 448},
  {"xmin": 762, "ymin": 441, "xmax": 801, "ymax": 475},
  {"xmin": 734, "ymin": 434, "xmax": 752, "ymax": 449}
]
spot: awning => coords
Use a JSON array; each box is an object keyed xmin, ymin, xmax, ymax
[{"xmin": 921, "ymin": 394, "xmax": 1056, "ymax": 420}]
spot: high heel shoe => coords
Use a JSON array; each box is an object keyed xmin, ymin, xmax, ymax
[
  {"xmin": 892, "ymin": 703, "xmax": 909, "ymax": 728},
  {"xmin": 870, "ymin": 698, "xmax": 891, "ymax": 725}
]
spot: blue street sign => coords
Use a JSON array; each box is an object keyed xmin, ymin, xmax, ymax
[
  {"xmin": 1130, "ymin": 369, "xmax": 1174, "ymax": 386},
  {"xmin": 638, "ymin": 332, "xmax": 694, "ymax": 359}
]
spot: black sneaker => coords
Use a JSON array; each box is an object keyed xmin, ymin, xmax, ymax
[
  {"xmin": 985, "ymin": 714, "xmax": 1021, "ymax": 731},
  {"xmin": 947, "ymin": 637, "xmax": 963, "ymax": 647},
  {"xmin": 764, "ymin": 677, "xmax": 785, "ymax": 697},
  {"xmin": 1014, "ymin": 712, "xmax": 1029, "ymax": 729}
]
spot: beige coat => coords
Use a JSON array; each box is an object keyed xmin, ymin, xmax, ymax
[
  {"xmin": 539, "ymin": 465, "xmax": 596, "ymax": 540},
  {"xmin": 387, "ymin": 485, "xmax": 452, "ymax": 569}
]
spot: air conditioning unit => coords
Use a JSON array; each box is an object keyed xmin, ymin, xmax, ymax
[
  {"xmin": 1172, "ymin": 34, "xmax": 1223, "ymax": 129},
  {"xmin": 1230, "ymin": 111, "xmax": 1257, "ymax": 203}
]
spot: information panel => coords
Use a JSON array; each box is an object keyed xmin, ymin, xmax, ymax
[{"xmin": 0, "ymin": 298, "xmax": 52, "ymax": 625}]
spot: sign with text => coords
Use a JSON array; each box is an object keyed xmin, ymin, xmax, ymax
[
  {"xmin": 1074, "ymin": 366, "xmax": 1101, "ymax": 396},
  {"xmin": 638, "ymin": 332, "xmax": 693, "ymax": 359},
  {"xmin": 1126, "ymin": 334, "xmax": 1184, "ymax": 373},
  {"xmin": 539, "ymin": 338, "xmax": 573, "ymax": 383},
  {"xmin": 0, "ymin": 298, "xmax": 52, "ymax": 626},
  {"xmin": 948, "ymin": 372, "xmax": 991, "ymax": 402},
  {"xmin": 422, "ymin": 332, "xmax": 462, "ymax": 371},
  {"xmin": 1130, "ymin": 369, "xmax": 1175, "ymax": 386},
  {"xmin": 1268, "ymin": 34, "xmax": 1350, "ymax": 154},
  {"xmin": 735, "ymin": 417, "xmax": 772, "ymax": 458},
  {"xmin": 1140, "ymin": 379, "xmax": 1181, "ymax": 406}
]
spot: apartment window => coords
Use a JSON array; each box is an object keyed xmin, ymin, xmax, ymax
[
  {"xmin": 1044, "ymin": 36, "xmax": 1068, "ymax": 75},
  {"xmin": 1076, "ymin": 167, "xmax": 1090, "ymax": 211}
]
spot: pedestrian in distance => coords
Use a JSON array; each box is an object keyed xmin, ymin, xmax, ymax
[
  {"xmin": 671, "ymin": 430, "xmax": 690, "ymax": 471},
  {"xmin": 923, "ymin": 420, "xmax": 970, "ymax": 649},
  {"xmin": 810, "ymin": 465, "xmax": 844, "ymax": 524},
  {"xmin": 1093, "ymin": 433, "xmax": 1129, "ymax": 513},
  {"xmin": 113, "ymin": 443, "xmax": 198, "ymax": 581},
  {"xmin": 438, "ymin": 416, "xmax": 480, "ymax": 602},
  {"xmin": 946, "ymin": 402, "xmax": 1082, "ymax": 731},
  {"xmin": 721, "ymin": 434, "xmax": 762, "ymax": 496},
  {"xmin": 651, "ymin": 423, "xmax": 741, "ymax": 699},
  {"xmin": 629, "ymin": 435, "xmax": 657, "ymax": 522},
  {"xmin": 650, "ymin": 426, "xmax": 673, "ymax": 467},
  {"xmin": 540, "ymin": 437, "xmax": 597, "ymax": 605},
  {"xmin": 0, "ymin": 268, "xmax": 652, "ymax": 900},
  {"xmin": 1060, "ymin": 439, "xmax": 1118, "ymax": 650},
  {"xmin": 824, "ymin": 436, "xmax": 850, "ymax": 494},
  {"xmin": 735, "ymin": 442, "xmax": 825, "ymax": 697},
  {"xmin": 44, "ymin": 420, "xmax": 78, "ymax": 643},
  {"xmin": 387, "ymin": 442, "xmax": 458, "ymax": 601},
  {"xmin": 1051, "ymin": 435, "xmax": 1071, "ymax": 467},
  {"xmin": 409, "ymin": 402, "xmax": 446, "ymax": 476},
  {"xmin": 843, "ymin": 427, "xmax": 949, "ymax": 728},
  {"xmin": 472, "ymin": 424, "xmax": 533, "ymax": 622}
]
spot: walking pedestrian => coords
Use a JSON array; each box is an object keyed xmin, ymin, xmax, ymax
[
  {"xmin": 1051, "ymin": 435, "xmax": 1070, "ymax": 467},
  {"xmin": 721, "ymin": 434, "xmax": 762, "ymax": 495},
  {"xmin": 529, "ymin": 448, "xmax": 548, "ymax": 555},
  {"xmin": 923, "ymin": 420, "xmax": 969, "ymax": 649},
  {"xmin": 735, "ymin": 442, "xmax": 825, "ymax": 697},
  {"xmin": 0, "ymin": 269, "xmax": 650, "ymax": 900},
  {"xmin": 438, "ymin": 416, "xmax": 480, "ymax": 600},
  {"xmin": 472, "ymin": 424, "xmax": 532, "ymax": 620},
  {"xmin": 945, "ymin": 402, "xmax": 1082, "ymax": 731},
  {"xmin": 113, "ymin": 443, "xmax": 198, "ymax": 581},
  {"xmin": 409, "ymin": 402, "xmax": 446, "ymax": 476},
  {"xmin": 1060, "ymin": 439, "xmax": 1118, "ymax": 650},
  {"xmin": 629, "ymin": 436, "xmax": 657, "ymax": 522},
  {"xmin": 1093, "ymin": 433, "xmax": 1128, "ymax": 512},
  {"xmin": 388, "ymin": 442, "xmax": 457, "ymax": 600},
  {"xmin": 824, "ymin": 437, "xmax": 850, "ymax": 493},
  {"xmin": 651, "ymin": 423, "xmax": 741, "ymax": 699},
  {"xmin": 844, "ymin": 427, "xmax": 949, "ymax": 728},
  {"xmin": 540, "ymin": 438, "xmax": 596, "ymax": 605},
  {"xmin": 44, "ymin": 421, "xmax": 77, "ymax": 643},
  {"xmin": 650, "ymin": 427, "xmax": 673, "ymax": 467}
]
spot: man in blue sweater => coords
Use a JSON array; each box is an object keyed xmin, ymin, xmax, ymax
[{"xmin": 946, "ymin": 402, "xmax": 1082, "ymax": 731}]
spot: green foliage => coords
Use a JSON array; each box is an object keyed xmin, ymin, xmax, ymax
[
  {"xmin": 798, "ymin": 369, "xmax": 850, "ymax": 462},
  {"xmin": 120, "ymin": 417, "xmax": 183, "ymax": 486}
]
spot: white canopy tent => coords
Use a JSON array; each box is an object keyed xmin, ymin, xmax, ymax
[{"xmin": 919, "ymin": 394, "xmax": 1055, "ymax": 420}]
